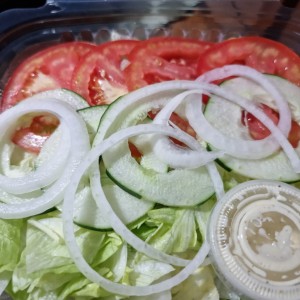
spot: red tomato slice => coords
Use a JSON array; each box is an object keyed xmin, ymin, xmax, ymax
[
  {"xmin": 12, "ymin": 116, "xmax": 59, "ymax": 154},
  {"xmin": 29, "ymin": 115, "xmax": 60, "ymax": 135},
  {"xmin": 128, "ymin": 142, "xmax": 142, "ymax": 160},
  {"xmin": 124, "ymin": 37, "xmax": 212, "ymax": 91},
  {"xmin": 197, "ymin": 36, "xmax": 300, "ymax": 86},
  {"xmin": 148, "ymin": 110, "xmax": 196, "ymax": 147},
  {"xmin": 1, "ymin": 42, "xmax": 94, "ymax": 153},
  {"xmin": 98, "ymin": 39, "xmax": 140, "ymax": 67},
  {"xmin": 12, "ymin": 128, "xmax": 49, "ymax": 154},
  {"xmin": 169, "ymin": 112, "xmax": 196, "ymax": 138},
  {"xmin": 71, "ymin": 40, "xmax": 139, "ymax": 105},
  {"xmin": 241, "ymin": 103, "xmax": 300, "ymax": 148},
  {"xmin": 1, "ymin": 42, "xmax": 97, "ymax": 111}
]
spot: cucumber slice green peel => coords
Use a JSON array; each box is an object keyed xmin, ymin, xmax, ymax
[
  {"xmin": 75, "ymin": 107, "xmax": 154, "ymax": 230},
  {"xmin": 94, "ymin": 88, "xmax": 215, "ymax": 207}
]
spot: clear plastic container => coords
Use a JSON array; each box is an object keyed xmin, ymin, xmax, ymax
[
  {"xmin": 0, "ymin": 0, "xmax": 300, "ymax": 97},
  {"xmin": 0, "ymin": 1, "xmax": 300, "ymax": 299}
]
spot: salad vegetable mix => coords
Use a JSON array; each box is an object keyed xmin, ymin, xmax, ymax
[{"xmin": 0, "ymin": 36, "xmax": 300, "ymax": 300}]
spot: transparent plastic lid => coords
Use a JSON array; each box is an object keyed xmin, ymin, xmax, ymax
[{"xmin": 208, "ymin": 180, "xmax": 300, "ymax": 300}]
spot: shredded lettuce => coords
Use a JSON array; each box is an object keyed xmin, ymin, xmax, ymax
[
  {"xmin": 6, "ymin": 211, "xmax": 126, "ymax": 300},
  {"xmin": 0, "ymin": 218, "xmax": 24, "ymax": 299},
  {"xmin": 172, "ymin": 266, "xmax": 219, "ymax": 300},
  {"xmin": 0, "ymin": 272, "xmax": 11, "ymax": 296},
  {"xmin": 129, "ymin": 289, "xmax": 172, "ymax": 300},
  {"xmin": 3, "ymin": 198, "xmax": 220, "ymax": 299},
  {"xmin": 0, "ymin": 219, "xmax": 24, "ymax": 273},
  {"xmin": 195, "ymin": 197, "xmax": 216, "ymax": 240}
]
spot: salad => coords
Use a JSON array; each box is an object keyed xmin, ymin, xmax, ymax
[{"xmin": 0, "ymin": 36, "xmax": 299, "ymax": 300}]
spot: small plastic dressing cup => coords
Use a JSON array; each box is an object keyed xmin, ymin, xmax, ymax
[{"xmin": 208, "ymin": 180, "xmax": 300, "ymax": 300}]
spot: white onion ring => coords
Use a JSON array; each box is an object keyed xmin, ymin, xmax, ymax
[
  {"xmin": 0, "ymin": 104, "xmax": 71, "ymax": 194},
  {"xmin": 197, "ymin": 64, "xmax": 291, "ymax": 150},
  {"xmin": 0, "ymin": 98, "xmax": 90, "ymax": 219},
  {"xmin": 148, "ymin": 66, "xmax": 291, "ymax": 161},
  {"xmin": 206, "ymin": 161, "xmax": 225, "ymax": 201},
  {"xmin": 63, "ymin": 123, "xmax": 210, "ymax": 296},
  {"xmin": 185, "ymin": 84, "xmax": 300, "ymax": 171},
  {"xmin": 84, "ymin": 124, "xmax": 208, "ymax": 267},
  {"xmin": 98, "ymin": 67, "xmax": 290, "ymax": 166},
  {"xmin": 151, "ymin": 90, "xmax": 225, "ymax": 200},
  {"xmin": 151, "ymin": 90, "xmax": 224, "ymax": 169},
  {"xmin": 197, "ymin": 64, "xmax": 292, "ymax": 134},
  {"xmin": 93, "ymin": 74, "xmax": 296, "ymax": 199},
  {"xmin": 94, "ymin": 81, "xmax": 226, "ymax": 201},
  {"xmin": 145, "ymin": 133, "xmax": 221, "ymax": 169}
]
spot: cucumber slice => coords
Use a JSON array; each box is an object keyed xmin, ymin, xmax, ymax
[
  {"xmin": 204, "ymin": 75, "xmax": 300, "ymax": 182},
  {"xmin": 104, "ymin": 142, "xmax": 214, "ymax": 206},
  {"xmin": 30, "ymin": 88, "xmax": 89, "ymax": 110},
  {"xmin": 95, "ymin": 90, "xmax": 214, "ymax": 207},
  {"xmin": 53, "ymin": 104, "xmax": 153, "ymax": 230},
  {"xmin": 73, "ymin": 164, "xmax": 154, "ymax": 230},
  {"xmin": 73, "ymin": 183, "xmax": 154, "ymax": 230},
  {"xmin": 78, "ymin": 105, "xmax": 108, "ymax": 141}
]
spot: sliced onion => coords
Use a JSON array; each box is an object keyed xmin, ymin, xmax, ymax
[
  {"xmin": 148, "ymin": 133, "xmax": 222, "ymax": 169},
  {"xmin": 196, "ymin": 64, "xmax": 292, "ymax": 144},
  {"xmin": 206, "ymin": 162, "xmax": 225, "ymax": 201},
  {"xmin": 196, "ymin": 65, "xmax": 293, "ymax": 159},
  {"xmin": 151, "ymin": 90, "xmax": 224, "ymax": 169},
  {"xmin": 79, "ymin": 124, "xmax": 205, "ymax": 267},
  {"xmin": 94, "ymin": 76, "xmax": 290, "ymax": 161},
  {"xmin": 150, "ymin": 90, "xmax": 225, "ymax": 200},
  {"xmin": 0, "ymin": 102, "xmax": 71, "ymax": 194},
  {"xmin": 93, "ymin": 81, "xmax": 226, "ymax": 201},
  {"xmin": 185, "ymin": 83, "xmax": 300, "ymax": 171},
  {"xmin": 92, "ymin": 74, "xmax": 296, "ymax": 198},
  {"xmin": 63, "ymin": 123, "xmax": 210, "ymax": 296},
  {"xmin": 0, "ymin": 98, "xmax": 90, "ymax": 219},
  {"xmin": 197, "ymin": 64, "xmax": 291, "ymax": 125},
  {"xmin": 95, "ymin": 66, "xmax": 291, "ymax": 163},
  {"xmin": 185, "ymin": 90, "xmax": 279, "ymax": 159}
]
